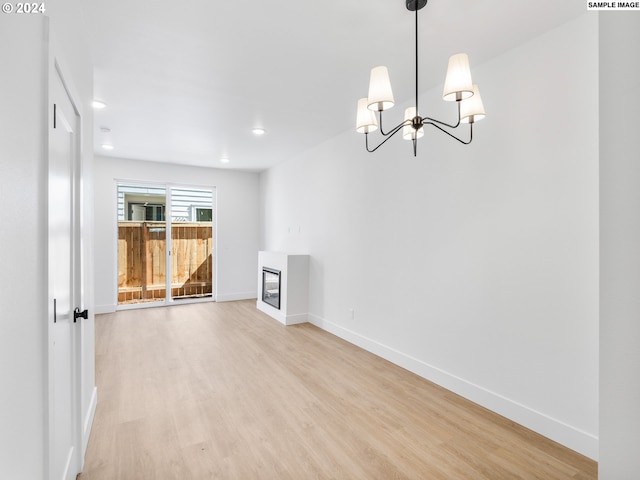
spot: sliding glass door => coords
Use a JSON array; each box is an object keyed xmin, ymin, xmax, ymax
[
  {"xmin": 117, "ymin": 183, "xmax": 214, "ymax": 307},
  {"xmin": 169, "ymin": 187, "xmax": 213, "ymax": 301}
]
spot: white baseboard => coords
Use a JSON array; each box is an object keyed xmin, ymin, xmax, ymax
[
  {"xmin": 256, "ymin": 300, "xmax": 285, "ymax": 324},
  {"xmin": 216, "ymin": 291, "xmax": 257, "ymax": 302},
  {"xmin": 255, "ymin": 301, "xmax": 308, "ymax": 326},
  {"xmin": 308, "ymin": 313, "xmax": 598, "ymax": 460},
  {"xmin": 81, "ymin": 387, "xmax": 97, "ymax": 461},
  {"xmin": 284, "ymin": 313, "xmax": 308, "ymax": 325}
]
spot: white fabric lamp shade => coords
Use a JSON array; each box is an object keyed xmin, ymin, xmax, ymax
[
  {"xmin": 402, "ymin": 107, "xmax": 424, "ymax": 140},
  {"xmin": 460, "ymin": 85, "xmax": 486, "ymax": 123},
  {"xmin": 442, "ymin": 53, "xmax": 474, "ymax": 102},
  {"xmin": 356, "ymin": 98, "xmax": 379, "ymax": 133},
  {"xmin": 367, "ymin": 66, "xmax": 395, "ymax": 111}
]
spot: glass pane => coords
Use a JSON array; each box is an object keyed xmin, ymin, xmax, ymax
[
  {"xmin": 170, "ymin": 187, "xmax": 214, "ymax": 301},
  {"xmin": 117, "ymin": 184, "xmax": 167, "ymax": 305},
  {"xmin": 262, "ymin": 268, "xmax": 280, "ymax": 309}
]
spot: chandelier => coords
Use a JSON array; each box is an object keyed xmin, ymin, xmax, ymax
[{"xmin": 356, "ymin": 0, "xmax": 486, "ymax": 156}]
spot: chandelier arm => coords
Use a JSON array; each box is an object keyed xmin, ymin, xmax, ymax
[
  {"xmin": 422, "ymin": 102, "xmax": 462, "ymax": 129},
  {"xmin": 378, "ymin": 111, "xmax": 391, "ymax": 136},
  {"xmin": 378, "ymin": 111, "xmax": 408, "ymax": 136},
  {"xmin": 423, "ymin": 120, "xmax": 474, "ymax": 145},
  {"xmin": 365, "ymin": 120, "xmax": 412, "ymax": 152},
  {"xmin": 422, "ymin": 115, "xmax": 461, "ymax": 129}
]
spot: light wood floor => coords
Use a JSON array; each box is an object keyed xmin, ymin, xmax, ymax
[{"xmin": 79, "ymin": 300, "xmax": 597, "ymax": 479}]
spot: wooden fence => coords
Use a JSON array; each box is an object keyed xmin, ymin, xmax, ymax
[{"xmin": 118, "ymin": 221, "xmax": 213, "ymax": 303}]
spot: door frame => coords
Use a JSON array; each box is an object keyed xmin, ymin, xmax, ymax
[{"xmin": 114, "ymin": 181, "xmax": 217, "ymax": 310}]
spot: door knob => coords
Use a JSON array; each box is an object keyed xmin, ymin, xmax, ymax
[{"xmin": 74, "ymin": 308, "xmax": 88, "ymax": 322}]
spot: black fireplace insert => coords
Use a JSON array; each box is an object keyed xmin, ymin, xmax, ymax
[{"xmin": 262, "ymin": 267, "xmax": 281, "ymax": 309}]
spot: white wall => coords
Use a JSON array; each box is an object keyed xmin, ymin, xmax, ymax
[
  {"xmin": 260, "ymin": 14, "xmax": 599, "ymax": 459},
  {"xmin": 0, "ymin": 1, "xmax": 94, "ymax": 477},
  {"xmin": 0, "ymin": 16, "xmax": 49, "ymax": 479},
  {"xmin": 94, "ymin": 156, "xmax": 260, "ymax": 312},
  {"xmin": 599, "ymin": 12, "xmax": 640, "ymax": 479}
]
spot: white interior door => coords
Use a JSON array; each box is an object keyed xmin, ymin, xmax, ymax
[{"xmin": 49, "ymin": 65, "xmax": 80, "ymax": 480}]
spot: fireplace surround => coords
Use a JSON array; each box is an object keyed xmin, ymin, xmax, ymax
[{"xmin": 257, "ymin": 251, "xmax": 309, "ymax": 325}]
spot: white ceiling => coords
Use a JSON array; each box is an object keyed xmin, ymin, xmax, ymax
[{"xmin": 84, "ymin": 0, "xmax": 585, "ymax": 172}]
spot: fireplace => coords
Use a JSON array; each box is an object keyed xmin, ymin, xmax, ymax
[
  {"xmin": 258, "ymin": 252, "xmax": 309, "ymax": 325},
  {"xmin": 262, "ymin": 267, "xmax": 281, "ymax": 310}
]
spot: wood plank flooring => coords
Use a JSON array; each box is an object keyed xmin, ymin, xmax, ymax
[{"xmin": 79, "ymin": 300, "xmax": 597, "ymax": 479}]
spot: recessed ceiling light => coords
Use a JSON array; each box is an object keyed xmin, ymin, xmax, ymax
[
  {"xmin": 252, "ymin": 128, "xmax": 266, "ymax": 136},
  {"xmin": 220, "ymin": 158, "xmax": 230, "ymax": 164},
  {"xmin": 92, "ymin": 100, "xmax": 107, "ymax": 109},
  {"xmin": 99, "ymin": 126, "xmax": 114, "ymax": 150}
]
